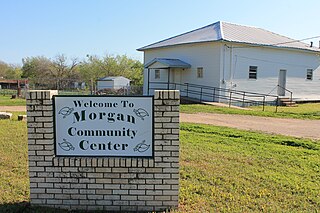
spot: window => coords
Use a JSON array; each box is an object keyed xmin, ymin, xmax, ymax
[
  {"xmin": 155, "ymin": 69, "xmax": 160, "ymax": 79},
  {"xmin": 249, "ymin": 66, "xmax": 258, "ymax": 79},
  {"xmin": 197, "ymin": 67, "xmax": 203, "ymax": 78},
  {"xmin": 306, "ymin": 69, "xmax": 313, "ymax": 80}
]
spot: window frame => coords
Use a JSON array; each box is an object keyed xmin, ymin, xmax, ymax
[
  {"xmin": 197, "ymin": 67, "xmax": 203, "ymax": 78},
  {"xmin": 154, "ymin": 69, "xmax": 160, "ymax": 79},
  {"xmin": 249, "ymin": 66, "xmax": 258, "ymax": 80},
  {"xmin": 306, "ymin": 69, "xmax": 313, "ymax": 80}
]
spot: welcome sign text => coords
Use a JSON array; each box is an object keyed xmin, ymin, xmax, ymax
[{"xmin": 54, "ymin": 96, "xmax": 153, "ymax": 157}]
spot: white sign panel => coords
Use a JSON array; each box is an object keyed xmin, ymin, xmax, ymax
[{"xmin": 54, "ymin": 96, "xmax": 153, "ymax": 157}]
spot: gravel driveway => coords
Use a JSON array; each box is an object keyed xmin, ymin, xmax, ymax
[{"xmin": 181, "ymin": 113, "xmax": 320, "ymax": 140}]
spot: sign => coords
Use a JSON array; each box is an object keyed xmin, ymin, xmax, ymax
[{"xmin": 53, "ymin": 96, "xmax": 153, "ymax": 157}]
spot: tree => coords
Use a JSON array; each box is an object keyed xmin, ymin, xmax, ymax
[
  {"xmin": 21, "ymin": 55, "xmax": 80, "ymax": 89},
  {"xmin": 50, "ymin": 54, "xmax": 80, "ymax": 89},
  {"xmin": 79, "ymin": 54, "xmax": 143, "ymax": 88},
  {"xmin": 0, "ymin": 61, "xmax": 22, "ymax": 79},
  {"xmin": 50, "ymin": 54, "xmax": 79, "ymax": 79},
  {"xmin": 129, "ymin": 60, "xmax": 143, "ymax": 86},
  {"xmin": 20, "ymin": 53, "xmax": 143, "ymax": 90},
  {"xmin": 77, "ymin": 55, "xmax": 103, "ymax": 92},
  {"xmin": 21, "ymin": 56, "xmax": 53, "ymax": 88}
]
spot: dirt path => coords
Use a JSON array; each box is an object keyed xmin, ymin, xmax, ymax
[
  {"xmin": 0, "ymin": 106, "xmax": 26, "ymax": 112},
  {"xmin": 181, "ymin": 113, "xmax": 320, "ymax": 140}
]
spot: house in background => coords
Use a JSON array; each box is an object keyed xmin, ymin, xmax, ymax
[
  {"xmin": 138, "ymin": 21, "xmax": 320, "ymax": 102},
  {"xmin": 0, "ymin": 79, "xmax": 29, "ymax": 90},
  {"xmin": 96, "ymin": 76, "xmax": 130, "ymax": 91},
  {"xmin": 0, "ymin": 79, "xmax": 29, "ymax": 97}
]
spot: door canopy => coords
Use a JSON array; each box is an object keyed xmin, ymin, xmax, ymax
[{"xmin": 145, "ymin": 58, "xmax": 191, "ymax": 69}]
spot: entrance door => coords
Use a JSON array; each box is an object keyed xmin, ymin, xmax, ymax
[{"xmin": 277, "ymin": 69, "xmax": 287, "ymax": 96}]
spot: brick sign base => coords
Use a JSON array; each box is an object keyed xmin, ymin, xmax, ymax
[{"xmin": 27, "ymin": 90, "xmax": 180, "ymax": 212}]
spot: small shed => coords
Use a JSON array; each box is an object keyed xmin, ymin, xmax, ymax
[{"xmin": 96, "ymin": 76, "xmax": 130, "ymax": 91}]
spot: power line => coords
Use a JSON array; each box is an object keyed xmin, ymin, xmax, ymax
[
  {"xmin": 225, "ymin": 35, "xmax": 320, "ymax": 49},
  {"xmin": 273, "ymin": 35, "xmax": 320, "ymax": 46}
]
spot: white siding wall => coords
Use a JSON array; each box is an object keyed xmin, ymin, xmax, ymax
[
  {"xmin": 97, "ymin": 78, "xmax": 130, "ymax": 90},
  {"xmin": 113, "ymin": 78, "xmax": 130, "ymax": 89},
  {"xmin": 97, "ymin": 81, "xmax": 114, "ymax": 90},
  {"xmin": 142, "ymin": 42, "xmax": 320, "ymax": 100},
  {"xmin": 223, "ymin": 44, "xmax": 320, "ymax": 100},
  {"xmin": 143, "ymin": 42, "xmax": 221, "ymax": 95},
  {"xmin": 147, "ymin": 67, "xmax": 169, "ymax": 91}
]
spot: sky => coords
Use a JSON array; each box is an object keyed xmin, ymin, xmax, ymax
[{"xmin": 1, "ymin": 0, "xmax": 320, "ymax": 65}]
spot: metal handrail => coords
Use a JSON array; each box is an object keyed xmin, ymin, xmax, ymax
[
  {"xmin": 149, "ymin": 81, "xmax": 278, "ymax": 98},
  {"xmin": 266, "ymin": 85, "xmax": 278, "ymax": 96},
  {"xmin": 148, "ymin": 82, "xmax": 279, "ymax": 111},
  {"xmin": 185, "ymin": 82, "xmax": 278, "ymax": 98},
  {"xmin": 277, "ymin": 84, "xmax": 293, "ymax": 105}
]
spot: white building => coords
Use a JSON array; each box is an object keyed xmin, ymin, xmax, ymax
[
  {"xmin": 138, "ymin": 21, "xmax": 320, "ymax": 102},
  {"xmin": 96, "ymin": 76, "xmax": 130, "ymax": 91}
]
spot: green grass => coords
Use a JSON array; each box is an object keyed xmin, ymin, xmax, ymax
[
  {"xmin": 178, "ymin": 123, "xmax": 320, "ymax": 212},
  {"xmin": 1, "ymin": 116, "xmax": 320, "ymax": 212},
  {"xmin": 0, "ymin": 112, "xmax": 29, "ymax": 211},
  {"xmin": 180, "ymin": 103, "xmax": 320, "ymax": 119},
  {"xmin": 0, "ymin": 95, "xmax": 26, "ymax": 106}
]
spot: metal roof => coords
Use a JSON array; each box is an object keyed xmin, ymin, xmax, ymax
[
  {"xmin": 98, "ymin": 76, "xmax": 130, "ymax": 81},
  {"xmin": 144, "ymin": 58, "xmax": 191, "ymax": 68},
  {"xmin": 138, "ymin": 21, "xmax": 320, "ymax": 52}
]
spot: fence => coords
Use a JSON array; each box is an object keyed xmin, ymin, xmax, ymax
[
  {"xmin": 0, "ymin": 89, "xmax": 17, "ymax": 96},
  {"xmin": 0, "ymin": 88, "xmax": 30, "ymax": 98},
  {"xmin": 25, "ymin": 78, "xmax": 143, "ymax": 96},
  {"xmin": 95, "ymin": 85, "xmax": 143, "ymax": 96},
  {"xmin": 0, "ymin": 85, "xmax": 143, "ymax": 97}
]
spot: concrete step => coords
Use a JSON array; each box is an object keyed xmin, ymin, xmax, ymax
[
  {"xmin": 282, "ymin": 102, "xmax": 297, "ymax": 107},
  {"xmin": 279, "ymin": 98, "xmax": 291, "ymax": 101},
  {"xmin": 279, "ymin": 99, "xmax": 297, "ymax": 107}
]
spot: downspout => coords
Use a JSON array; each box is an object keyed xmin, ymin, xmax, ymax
[
  {"xmin": 222, "ymin": 44, "xmax": 226, "ymax": 84},
  {"xmin": 147, "ymin": 68, "xmax": 150, "ymax": 95},
  {"xmin": 229, "ymin": 44, "xmax": 233, "ymax": 89}
]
